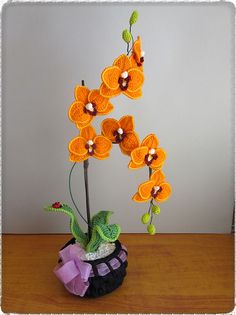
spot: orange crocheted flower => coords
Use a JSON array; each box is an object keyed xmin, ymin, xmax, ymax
[
  {"xmin": 68, "ymin": 86, "xmax": 114, "ymax": 129},
  {"xmin": 128, "ymin": 134, "xmax": 166, "ymax": 170},
  {"xmin": 130, "ymin": 36, "xmax": 144, "ymax": 70},
  {"xmin": 100, "ymin": 54, "xmax": 144, "ymax": 99},
  {"xmin": 132, "ymin": 169, "xmax": 172, "ymax": 203},
  {"xmin": 101, "ymin": 115, "xmax": 140, "ymax": 155},
  {"xmin": 69, "ymin": 125, "xmax": 112, "ymax": 162}
]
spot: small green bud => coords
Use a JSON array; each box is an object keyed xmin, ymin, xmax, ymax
[
  {"xmin": 152, "ymin": 205, "xmax": 161, "ymax": 215},
  {"xmin": 129, "ymin": 10, "xmax": 138, "ymax": 25},
  {"xmin": 122, "ymin": 29, "xmax": 132, "ymax": 43},
  {"xmin": 147, "ymin": 224, "xmax": 156, "ymax": 235},
  {"xmin": 141, "ymin": 213, "xmax": 150, "ymax": 224}
]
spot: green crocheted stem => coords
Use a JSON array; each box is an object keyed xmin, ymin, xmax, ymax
[
  {"xmin": 44, "ymin": 203, "xmax": 88, "ymax": 247},
  {"xmin": 86, "ymin": 211, "xmax": 121, "ymax": 252}
]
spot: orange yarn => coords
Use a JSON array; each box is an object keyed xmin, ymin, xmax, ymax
[
  {"xmin": 68, "ymin": 86, "xmax": 114, "ymax": 129},
  {"xmin": 128, "ymin": 134, "xmax": 166, "ymax": 170},
  {"xmin": 100, "ymin": 54, "xmax": 144, "ymax": 99},
  {"xmin": 101, "ymin": 115, "xmax": 140, "ymax": 156},
  {"xmin": 132, "ymin": 169, "xmax": 172, "ymax": 203},
  {"xmin": 69, "ymin": 125, "xmax": 112, "ymax": 162},
  {"xmin": 129, "ymin": 36, "xmax": 144, "ymax": 70}
]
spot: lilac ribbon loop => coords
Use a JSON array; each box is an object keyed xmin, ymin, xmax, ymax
[{"xmin": 54, "ymin": 243, "xmax": 92, "ymax": 296}]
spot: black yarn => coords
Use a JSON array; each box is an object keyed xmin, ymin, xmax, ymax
[{"xmin": 59, "ymin": 238, "xmax": 128, "ymax": 298}]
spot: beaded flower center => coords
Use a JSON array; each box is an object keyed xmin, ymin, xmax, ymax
[
  {"xmin": 84, "ymin": 102, "xmax": 97, "ymax": 116},
  {"xmin": 144, "ymin": 148, "xmax": 158, "ymax": 166},
  {"xmin": 113, "ymin": 127, "xmax": 126, "ymax": 143},
  {"xmin": 151, "ymin": 185, "xmax": 162, "ymax": 198},
  {"xmin": 85, "ymin": 139, "xmax": 97, "ymax": 156},
  {"xmin": 118, "ymin": 71, "xmax": 131, "ymax": 91},
  {"xmin": 137, "ymin": 51, "xmax": 145, "ymax": 67}
]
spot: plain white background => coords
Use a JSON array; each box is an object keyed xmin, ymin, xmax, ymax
[{"xmin": 2, "ymin": 2, "xmax": 234, "ymax": 233}]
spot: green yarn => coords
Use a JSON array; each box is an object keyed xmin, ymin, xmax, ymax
[
  {"xmin": 141, "ymin": 213, "xmax": 150, "ymax": 224},
  {"xmin": 86, "ymin": 211, "xmax": 121, "ymax": 253},
  {"xmin": 44, "ymin": 203, "xmax": 88, "ymax": 247},
  {"xmin": 122, "ymin": 29, "xmax": 132, "ymax": 43},
  {"xmin": 147, "ymin": 224, "xmax": 156, "ymax": 235},
  {"xmin": 152, "ymin": 205, "xmax": 161, "ymax": 215},
  {"xmin": 129, "ymin": 10, "xmax": 138, "ymax": 26}
]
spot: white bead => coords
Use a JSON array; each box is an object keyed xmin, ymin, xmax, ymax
[
  {"xmin": 121, "ymin": 71, "xmax": 128, "ymax": 79},
  {"xmin": 147, "ymin": 155, "xmax": 153, "ymax": 162},
  {"xmin": 87, "ymin": 140, "xmax": 94, "ymax": 146},
  {"xmin": 117, "ymin": 128, "xmax": 123, "ymax": 135},
  {"xmin": 88, "ymin": 147, "xmax": 93, "ymax": 153},
  {"xmin": 85, "ymin": 102, "xmax": 94, "ymax": 112},
  {"xmin": 141, "ymin": 50, "xmax": 145, "ymax": 57},
  {"xmin": 122, "ymin": 82, "xmax": 127, "ymax": 87},
  {"xmin": 149, "ymin": 148, "xmax": 156, "ymax": 155}
]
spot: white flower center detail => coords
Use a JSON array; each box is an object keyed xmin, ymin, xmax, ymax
[
  {"xmin": 153, "ymin": 186, "xmax": 160, "ymax": 194},
  {"xmin": 121, "ymin": 71, "xmax": 128, "ymax": 79},
  {"xmin": 88, "ymin": 147, "xmax": 93, "ymax": 153},
  {"xmin": 141, "ymin": 50, "xmax": 145, "ymax": 57},
  {"xmin": 117, "ymin": 128, "xmax": 123, "ymax": 135},
  {"xmin": 87, "ymin": 140, "xmax": 94, "ymax": 146},
  {"xmin": 85, "ymin": 102, "xmax": 94, "ymax": 112},
  {"xmin": 149, "ymin": 148, "xmax": 156, "ymax": 155},
  {"xmin": 122, "ymin": 81, "xmax": 127, "ymax": 87}
]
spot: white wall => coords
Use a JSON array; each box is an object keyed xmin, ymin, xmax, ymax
[{"xmin": 2, "ymin": 2, "xmax": 234, "ymax": 234}]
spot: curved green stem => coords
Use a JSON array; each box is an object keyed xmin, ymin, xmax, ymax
[{"xmin": 68, "ymin": 162, "xmax": 88, "ymax": 225}]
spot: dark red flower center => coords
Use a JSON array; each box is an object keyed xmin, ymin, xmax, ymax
[
  {"xmin": 118, "ymin": 75, "xmax": 131, "ymax": 91},
  {"xmin": 144, "ymin": 153, "xmax": 158, "ymax": 166},
  {"xmin": 113, "ymin": 129, "xmax": 126, "ymax": 143},
  {"xmin": 52, "ymin": 202, "xmax": 62, "ymax": 209},
  {"xmin": 84, "ymin": 102, "xmax": 97, "ymax": 116},
  {"xmin": 151, "ymin": 186, "xmax": 162, "ymax": 198},
  {"xmin": 85, "ymin": 142, "xmax": 97, "ymax": 156}
]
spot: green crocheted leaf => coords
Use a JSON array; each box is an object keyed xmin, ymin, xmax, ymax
[
  {"xmin": 122, "ymin": 29, "xmax": 132, "ymax": 43},
  {"xmin": 129, "ymin": 10, "xmax": 138, "ymax": 25},
  {"xmin": 86, "ymin": 211, "xmax": 121, "ymax": 253},
  {"xmin": 44, "ymin": 203, "xmax": 88, "ymax": 247}
]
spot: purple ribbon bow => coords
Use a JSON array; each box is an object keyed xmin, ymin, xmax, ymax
[{"xmin": 54, "ymin": 243, "xmax": 92, "ymax": 296}]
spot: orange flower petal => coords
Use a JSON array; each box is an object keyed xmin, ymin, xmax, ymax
[
  {"xmin": 120, "ymin": 145, "xmax": 131, "ymax": 156},
  {"xmin": 113, "ymin": 54, "xmax": 131, "ymax": 72},
  {"xmin": 94, "ymin": 135, "xmax": 112, "ymax": 155},
  {"xmin": 68, "ymin": 136, "xmax": 87, "ymax": 156},
  {"xmin": 155, "ymin": 182, "xmax": 172, "ymax": 202},
  {"xmin": 76, "ymin": 116, "xmax": 93, "ymax": 129},
  {"xmin": 142, "ymin": 134, "xmax": 159, "ymax": 149},
  {"xmin": 150, "ymin": 148, "xmax": 166, "ymax": 170},
  {"xmin": 68, "ymin": 101, "xmax": 91, "ymax": 125},
  {"xmin": 74, "ymin": 86, "xmax": 90, "ymax": 103},
  {"xmin": 93, "ymin": 152, "xmax": 110, "ymax": 160},
  {"xmin": 120, "ymin": 131, "xmax": 140, "ymax": 154},
  {"xmin": 80, "ymin": 125, "xmax": 97, "ymax": 141},
  {"xmin": 132, "ymin": 192, "xmax": 147, "ymax": 203},
  {"xmin": 102, "ymin": 66, "xmax": 120, "ymax": 90},
  {"xmin": 119, "ymin": 115, "xmax": 134, "ymax": 132},
  {"xmin": 127, "ymin": 68, "xmax": 144, "ymax": 92},
  {"xmin": 69, "ymin": 152, "xmax": 88, "ymax": 162},
  {"xmin": 131, "ymin": 146, "xmax": 148, "ymax": 165},
  {"xmin": 88, "ymin": 90, "xmax": 108, "ymax": 112},
  {"xmin": 128, "ymin": 160, "xmax": 144, "ymax": 169},
  {"xmin": 101, "ymin": 118, "xmax": 120, "ymax": 141},
  {"xmin": 123, "ymin": 88, "xmax": 142, "ymax": 99},
  {"xmin": 133, "ymin": 36, "xmax": 141, "ymax": 60},
  {"xmin": 100, "ymin": 83, "xmax": 121, "ymax": 98},
  {"xmin": 151, "ymin": 169, "xmax": 166, "ymax": 185},
  {"xmin": 138, "ymin": 180, "xmax": 154, "ymax": 200},
  {"xmin": 97, "ymin": 101, "xmax": 114, "ymax": 115}
]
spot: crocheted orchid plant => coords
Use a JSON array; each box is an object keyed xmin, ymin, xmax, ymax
[{"xmin": 45, "ymin": 11, "xmax": 172, "ymax": 252}]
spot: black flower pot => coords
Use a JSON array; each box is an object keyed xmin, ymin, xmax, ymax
[{"xmin": 59, "ymin": 238, "xmax": 128, "ymax": 298}]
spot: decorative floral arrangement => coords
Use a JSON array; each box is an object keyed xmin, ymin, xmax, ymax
[{"xmin": 44, "ymin": 10, "xmax": 171, "ymax": 298}]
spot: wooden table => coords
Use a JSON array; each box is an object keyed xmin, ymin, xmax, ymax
[{"xmin": 2, "ymin": 234, "xmax": 234, "ymax": 313}]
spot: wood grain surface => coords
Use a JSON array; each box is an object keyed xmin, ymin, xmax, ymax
[{"xmin": 2, "ymin": 233, "xmax": 234, "ymax": 313}]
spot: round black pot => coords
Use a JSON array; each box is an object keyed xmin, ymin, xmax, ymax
[{"xmin": 59, "ymin": 238, "xmax": 128, "ymax": 298}]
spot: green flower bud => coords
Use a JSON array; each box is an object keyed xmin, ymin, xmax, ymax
[
  {"xmin": 129, "ymin": 10, "xmax": 138, "ymax": 25},
  {"xmin": 152, "ymin": 205, "xmax": 161, "ymax": 215},
  {"xmin": 141, "ymin": 213, "xmax": 150, "ymax": 224},
  {"xmin": 122, "ymin": 29, "xmax": 132, "ymax": 43},
  {"xmin": 147, "ymin": 224, "xmax": 156, "ymax": 235}
]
